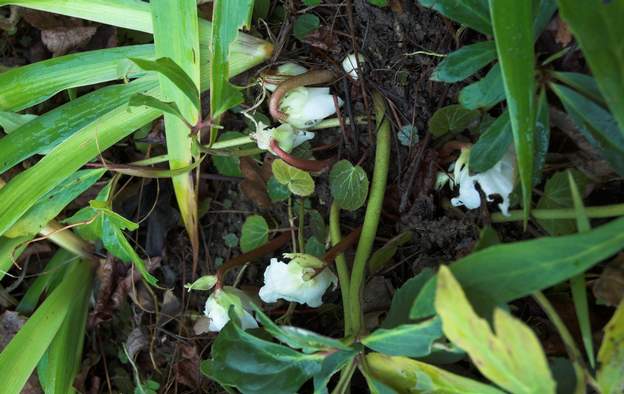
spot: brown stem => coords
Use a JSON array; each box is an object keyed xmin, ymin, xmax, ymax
[
  {"xmin": 270, "ymin": 139, "xmax": 334, "ymax": 172},
  {"xmin": 215, "ymin": 231, "xmax": 291, "ymax": 288},
  {"xmin": 323, "ymin": 226, "xmax": 362, "ymax": 263},
  {"xmin": 269, "ymin": 69, "xmax": 338, "ymax": 123}
]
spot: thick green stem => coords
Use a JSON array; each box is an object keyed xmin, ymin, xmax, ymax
[
  {"xmin": 348, "ymin": 92, "xmax": 391, "ymax": 335},
  {"xmin": 330, "ymin": 202, "xmax": 352, "ymax": 336},
  {"xmin": 491, "ymin": 203, "xmax": 624, "ymax": 223}
]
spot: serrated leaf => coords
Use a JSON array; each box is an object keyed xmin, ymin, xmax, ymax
[
  {"xmin": 411, "ymin": 217, "xmax": 624, "ymax": 320},
  {"xmin": 431, "ymin": 41, "xmax": 497, "ymax": 83},
  {"xmin": 435, "ymin": 266, "xmax": 555, "ymax": 394},
  {"xmin": 428, "ymin": 104, "xmax": 480, "ymax": 138},
  {"xmin": 293, "ymin": 13, "xmax": 320, "ymax": 41},
  {"xmin": 459, "ymin": 63, "xmax": 506, "ymax": 110},
  {"xmin": 272, "ymin": 159, "xmax": 315, "ymax": 197},
  {"xmin": 329, "ymin": 160, "xmax": 369, "ymax": 211},
  {"xmin": 362, "ymin": 318, "xmax": 442, "ymax": 358},
  {"xmin": 469, "ymin": 111, "xmax": 512, "ymax": 173},
  {"xmin": 240, "ymin": 214, "xmax": 269, "ymax": 253}
]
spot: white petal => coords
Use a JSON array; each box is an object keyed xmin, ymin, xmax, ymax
[
  {"xmin": 292, "ymin": 129, "xmax": 315, "ymax": 148},
  {"xmin": 259, "ymin": 258, "xmax": 337, "ymax": 307},
  {"xmin": 264, "ymin": 63, "xmax": 308, "ymax": 92},
  {"xmin": 451, "ymin": 176, "xmax": 481, "ymax": 209},
  {"xmin": 342, "ymin": 53, "xmax": 365, "ymax": 80},
  {"xmin": 281, "ymin": 87, "xmax": 341, "ymax": 129},
  {"xmin": 204, "ymin": 293, "xmax": 231, "ymax": 332}
]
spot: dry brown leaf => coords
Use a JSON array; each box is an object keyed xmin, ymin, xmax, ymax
[
  {"xmin": 554, "ymin": 16, "xmax": 573, "ymax": 47},
  {"xmin": 593, "ymin": 253, "xmax": 624, "ymax": 307}
]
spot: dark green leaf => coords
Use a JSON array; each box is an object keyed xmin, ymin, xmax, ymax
[
  {"xmin": 329, "ymin": 160, "xmax": 369, "ymax": 211},
  {"xmin": 201, "ymin": 311, "xmax": 323, "ymax": 394},
  {"xmin": 304, "ymin": 0, "xmax": 321, "ymax": 5},
  {"xmin": 367, "ymin": 0, "xmax": 389, "ymax": 7},
  {"xmin": 212, "ymin": 131, "xmax": 253, "ymax": 177},
  {"xmin": 490, "ymin": 0, "xmax": 537, "ymax": 223},
  {"xmin": 397, "ymin": 125, "xmax": 419, "ymax": 147},
  {"xmin": 536, "ymin": 170, "xmax": 588, "ymax": 236},
  {"xmin": 473, "ymin": 225, "xmax": 501, "ymax": 252},
  {"xmin": 240, "ymin": 215, "xmax": 269, "ymax": 253},
  {"xmin": 534, "ymin": 0, "xmax": 557, "ymax": 37},
  {"xmin": 362, "ymin": 318, "xmax": 442, "ymax": 357},
  {"xmin": 382, "ymin": 268, "xmax": 434, "ymax": 328},
  {"xmin": 411, "ymin": 217, "xmax": 624, "ymax": 319},
  {"xmin": 552, "ymin": 72, "xmax": 605, "ymax": 106},
  {"xmin": 459, "ymin": 64, "xmax": 506, "ymax": 110},
  {"xmin": 469, "ymin": 111, "xmax": 513, "ymax": 173},
  {"xmin": 550, "ymin": 83, "xmax": 624, "ymax": 175},
  {"xmin": 368, "ymin": 231, "xmax": 413, "ymax": 274},
  {"xmin": 266, "ymin": 176, "xmax": 291, "ymax": 202},
  {"xmin": 431, "ymin": 41, "xmax": 497, "ymax": 83},
  {"xmin": 308, "ymin": 210, "xmax": 327, "ymax": 242},
  {"xmin": 304, "ymin": 236, "xmax": 325, "ymax": 258},
  {"xmin": 293, "ymin": 14, "xmax": 320, "ymax": 41},
  {"xmin": 130, "ymin": 57, "xmax": 200, "ymax": 115},
  {"xmin": 557, "ymin": 0, "xmax": 624, "ymax": 134},
  {"xmin": 428, "ymin": 105, "xmax": 480, "ymax": 137},
  {"xmin": 418, "ymin": 0, "xmax": 492, "ymax": 35}
]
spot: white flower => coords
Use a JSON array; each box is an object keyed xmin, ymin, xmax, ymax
[
  {"xmin": 252, "ymin": 122, "xmax": 315, "ymax": 152},
  {"xmin": 259, "ymin": 256, "xmax": 338, "ymax": 307},
  {"xmin": 280, "ymin": 86, "xmax": 343, "ymax": 129},
  {"xmin": 342, "ymin": 53, "xmax": 365, "ymax": 80},
  {"xmin": 450, "ymin": 148, "xmax": 515, "ymax": 216},
  {"xmin": 204, "ymin": 287, "xmax": 258, "ymax": 332},
  {"xmin": 263, "ymin": 62, "xmax": 308, "ymax": 92}
]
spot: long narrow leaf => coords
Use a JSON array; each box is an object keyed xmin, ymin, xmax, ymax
[
  {"xmin": 489, "ymin": 0, "xmax": 536, "ymax": 224},
  {"xmin": 0, "ymin": 260, "xmax": 93, "ymax": 394},
  {"xmin": 150, "ymin": 0, "xmax": 201, "ymax": 264},
  {"xmin": 0, "ymin": 45, "xmax": 152, "ymax": 111},
  {"xmin": 557, "ymin": 0, "xmax": 624, "ymax": 135}
]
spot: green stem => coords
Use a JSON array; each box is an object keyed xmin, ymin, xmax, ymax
[
  {"xmin": 491, "ymin": 203, "xmax": 624, "ymax": 223},
  {"xmin": 348, "ymin": 92, "xmax": 391, "ymax": 335},
  {"xmin": 330, "ymin": 202, "xmax": 352, "ymax": 336},
  {"xmin": 297, "ymin": 198, "xmax": 305, "ymax": 253},
  {"xmin": 311, "ymin": 116, "xmax": 367, "ymax": 130},
  {"xmin": 209, "ymin": 135, "xmax": 254, "ymax": 150}
]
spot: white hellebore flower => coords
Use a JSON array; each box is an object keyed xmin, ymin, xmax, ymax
[
  {"xmin": 450, "ymin": 147, "xmax": 515, "ymax": 216},
  {"xmin": 263, "ymin": 62, "xmax": 308, "ymax": 92},
  {"xmin": 203, "ymin": 287, "xmax": 258, "ymax": 332},
  {"xmin": 252, "ymin": 122, "xmax": 315, "ymax": 153},
  {"xmin": 342, "ymin": 53, "xmax": 365, "ymax": 80},
  {"xmin": 259, "ymin": 255, "xmax": 338, "ymax": 307},
  {"xmin": 280, "ymin": 86, "xmax": 343, "ymax": 129}
]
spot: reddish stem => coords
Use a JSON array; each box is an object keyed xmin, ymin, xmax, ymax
[
  {"xmin": 270, "ymin": 139, "xmax": 334, "ymax": 172},
  {"xmin": 269, "ymin": 69, "xmax": 337, "ymax": 123},
  {"xmin": 215, "ymin": 231, "xmax": 291, "ymax": 289}
]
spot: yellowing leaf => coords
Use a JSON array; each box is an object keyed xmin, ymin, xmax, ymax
[
  {"xmin": 597, "ymin": 301, "xmax": 624, "ymax": 394},
  {"xmin": 435, "ymin": 266, "xmax": 555, "ymax": 394}
]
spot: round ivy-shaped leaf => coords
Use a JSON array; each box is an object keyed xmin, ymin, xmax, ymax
[
  {"xmin": 397, "ymin": 125, "xmax": 419, "ymax": 147},
  {"xmin": 272, "ymin": 159, "xmax": 315, "ymax": 197},
  {"xmin": 223, "ymin": 233, "xmax": 239, "ymax": 248},
  {"xmin": 428, "ymin": 104, "xmax": 480, "ymax": 138},
  {"xmin": 329, "ymin": 160, "xmax": 369, "ymax": 211},
  {"xmin": 293, "ymin": 14, "xmax": 319, "ymax": 41},
  {"xmin": 267, "ymin": 176, "xmax": 290, "ymax": 202},
  {"xmin": 240, "ymin": 215, "xmax": 269, "ymax": 253}
]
